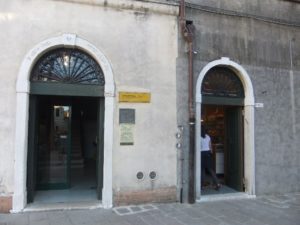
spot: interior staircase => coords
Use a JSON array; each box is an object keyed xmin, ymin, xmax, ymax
[
  {"xmin": 71, "ymin": 120, "xmax": 84, "ymax": 169},
  {"xmin": 38, "ymin": 120, "xmax": 84, "ymax": 169}
]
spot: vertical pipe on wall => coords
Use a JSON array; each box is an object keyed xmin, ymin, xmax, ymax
[
  {"xmin": 179, "ymin": 0, "xmax": 196, "ymax": 204},
  {"xmin": 187, "ymin": 40, "xmax": 195, "ymax": 204}
]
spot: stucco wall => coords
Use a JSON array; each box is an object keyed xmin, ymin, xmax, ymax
[
  {"xmin": 0, "ymin": 0, "xmax": 178, "ymax": 200},
  {"xmin": 178, "ymin": 0, "xmax": 300, "ymax": 198}
]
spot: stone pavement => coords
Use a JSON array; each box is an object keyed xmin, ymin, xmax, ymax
[{"xmin": 0, "ymin": 193, "xmax": 299, "ymax": 225}]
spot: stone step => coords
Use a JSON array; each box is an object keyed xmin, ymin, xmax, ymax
[{"xmin": 38, "ymin": 159, "xmax": 84, "ymax": 168}]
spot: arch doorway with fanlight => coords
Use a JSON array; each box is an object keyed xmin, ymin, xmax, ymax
[
  {"xmin": 26, "ymin": 48, "xmax": 105, "ymax": 204},
  {"xmin": 200, "ymin": 66, "xmax": 245, "ymax": 195}
]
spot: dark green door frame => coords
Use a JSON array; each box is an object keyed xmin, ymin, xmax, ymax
[
  {"xmin": 27, "ymin": 82, "xmax": 105, "ymax": 200},
  {"xmin": 97, "ymin": 98, "xmax": 105, "ymax": 200},
  {"xmin": 201, "ymin": 95, "xmax": 245, "ymax": 192},
  {"xmin": 30, "ymin": 82, "xmax": 105, "ymax": 97},
  {"xmin": 202, "ymin": 96, "xmax": 244, "ymax": 106},
  {"xmin": 27, "ymin": 96, "xmax": 39, "ymax": 203},
  {"xmin": 225, "ymin": 107, "xmax": 244, "ymax": 191}
]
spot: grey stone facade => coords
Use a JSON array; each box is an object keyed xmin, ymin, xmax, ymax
[{"xmin": 177, "ymin": 0, "xmax": 300, "ymax": 201}]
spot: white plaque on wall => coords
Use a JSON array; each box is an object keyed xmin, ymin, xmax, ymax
[
  {"xmin": 120, "ymin": 124, "xmax": 134, "ymax": 145},
  {"xmin": 255, "ymin": 103, "xmax": 264, "ymax": 108}
]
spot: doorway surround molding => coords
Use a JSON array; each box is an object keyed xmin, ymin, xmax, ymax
[
  {"xmin": 195, "ymin": 57, "xmax": 255, "ymax": 200},
  {"xmin": 12, "ymin": 34, "xmax": 115, "ymax": 212}
]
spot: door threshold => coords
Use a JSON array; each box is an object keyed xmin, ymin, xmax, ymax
[
  {"xmin": 197, "ymin": 192, "xmax": 256, "ymax": 203},
  {"xmin": 24, "ymin": 201, "xmax": 103, "ymax": 212}
]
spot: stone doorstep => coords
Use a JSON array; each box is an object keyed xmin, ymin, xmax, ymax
[
  {"xmin": 0, "ymin": 196, "xmax": 12, "ymax": 213},
  {"xmin": 23, "ymin": 201, "xmax": 103, "ymax": 213},
  {"xmin": 2, "ymin": 187, "xmax": 176, "ymax": 213}
]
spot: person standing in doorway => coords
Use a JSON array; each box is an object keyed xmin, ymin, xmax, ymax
[{"xmin": 201, "ymin": 126, "xmax": 221, "ymax": 190}]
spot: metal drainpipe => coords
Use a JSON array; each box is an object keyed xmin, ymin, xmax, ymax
[{"xmin": 179, "ymin": 0, "xmax": 196, "ymax": 204}]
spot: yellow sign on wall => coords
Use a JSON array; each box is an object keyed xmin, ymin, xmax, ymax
[{"xmin": 119, "ymin": 92, "xmax": 151, "ymax": 103}]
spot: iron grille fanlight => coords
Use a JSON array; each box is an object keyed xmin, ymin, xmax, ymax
[
  {"xmin": 201, "ymin": 67, "xmax": 244, "ymax": 98},
  {"xmin": 31, "ymin": 48, "xmax": 105, "ymax": 85}
]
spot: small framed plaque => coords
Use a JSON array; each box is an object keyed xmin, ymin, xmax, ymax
[
  {"xmin": 119, "ymin": 108, "xmax": 135, "ymax": 124},
  {"xmin": 120, "ymin": 124, "xmax": 134, "ymax": 145}
]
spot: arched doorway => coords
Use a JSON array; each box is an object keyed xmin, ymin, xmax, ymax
[
  {"xmin": 195, "ymin": 58, "xmax": 255, "ymax": 201},
  {"xmin": 13, "ymin": 34, "xmax": 114, "ymax": 212},
  {"xmin": 27, "ymin": 48, "xmax": 105, "ymax": 204},
  {"xmin": 201, "ymin": 66, "xmax": 245, "ymax": 194}
]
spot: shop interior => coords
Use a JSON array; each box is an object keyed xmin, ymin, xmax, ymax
[{"xmin": 201, "ymin": 104, "xmax": 244, "ymax": 195}]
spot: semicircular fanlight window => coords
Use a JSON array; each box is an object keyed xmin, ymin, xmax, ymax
[
  {"xmin": 201, "ymin": 67, "xmax": 244, "ymax": 98},
  {"xmin": 31, "ymin": 48, "xmax": 105, "ymax": 85}
]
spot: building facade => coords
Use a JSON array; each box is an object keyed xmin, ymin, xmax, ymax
[
  {"xmin": 177, "ymin": 0, "xmax": 300, "ymax": 202},
  {"xmin": 0, "ymin": 0, "xmax": 179, "ymax": 213},
  {"xmin": 0, "ymin": 0, "xmax": 299, "ymax": 213}
]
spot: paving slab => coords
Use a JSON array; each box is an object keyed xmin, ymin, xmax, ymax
[{"xmin": 0, "ymin": 193, "xmax": 299, "ymax": 225}]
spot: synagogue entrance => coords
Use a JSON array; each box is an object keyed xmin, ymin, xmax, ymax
[
  {"xmin": 200, "ymin": 66, "xmax": 245, "ymax": 195},
  {"xmin": 26, "ymin": 48, "xmax": 105, "ymax": 204}
]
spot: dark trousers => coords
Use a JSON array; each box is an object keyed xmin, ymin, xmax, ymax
[{"xmin": 201, "ymin": 151, "xmax": 219, "ymax": 186}]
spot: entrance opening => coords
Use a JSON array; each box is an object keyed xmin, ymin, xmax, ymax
[
  {"xmin": 195, "ymin": 59, "xmax": 255, "ymax": 201},
  {"xmin": 200, "ymin": 66, "xmax": 245, "ymax": 196},
  {"xmin": 14, "ymin": 36, "xmax": 115, "ymax": 212},
  {"xmin": 201, "ymin": 105, "xmax": 244, "ymax": 195},
  {"xmin": 26, "ymin": 47, "xmax": 105, "ymax": 205},
  {"xmin": 27, "ymin": 95, "xmax": 104, "ymax": 204}
]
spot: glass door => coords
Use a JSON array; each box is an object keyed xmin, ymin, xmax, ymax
[{"xmin": 37, "ymin": 103, "xmax": 72, "ymax": 189}]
